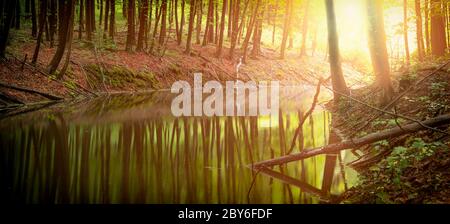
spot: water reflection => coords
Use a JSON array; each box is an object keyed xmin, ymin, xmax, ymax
[{"xmin": 0, "ymin": 89, "xmax": 351, "ymax": 204}]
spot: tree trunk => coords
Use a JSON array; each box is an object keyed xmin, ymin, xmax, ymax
[
  {"xmin": 31, "ymin": 0, "xmax": 37, "ymax": 37},
  {"xmin": 177, "ymin": 0, "xmax": 185, "ymax": 45},
  {"xmin": 272, "ymin": 0, "xmax": 278, "ymax": 45},
  {"xmin": 325, "ymin": 0, "xmax": 349, "ymax": 101},
  {"xmin": 300, "ymin": 0, "xmax": 310, "ymax": 57},
  {"xmin": 32, "ymin": 0, "xmax": 48, "ymax": 64},
  {"xmin": 126, "ymin": 0, "xmax": 136, "ymax": 51},
  {"xmin": 0, "ymin": 0, "xmax": 16, "ymax": 58},
  {"xmin": 136, "ymin": 0, "xmax": 149, "ymax": 51},
  {"xmin": 103, "ymin": 0, "xmax": 110, "ymax": 38},
  {"xmin": 215, "ymin": 0, "xmax": 227, "ymax": 57},
  {"xmin": 185, "ymin": 0, "xmax": 196, "ymax": 54},
  {"xmin": 430, "ymin": 0, "xmax": 446, "ymax": 57},
  {"xmin": 424, "ymin": 0, "xmax": 431, "ymax": 53},
  {"xmin": 79, "ymin": 0, "xmax": 84, "ymax": 39},
  {"xmin": 241, "ymin": 0, "xmax": 260, "ymax": 63},
  {"xmin": 195, "ymin": 0, "xmax": 202, "ymax": 44},
  {"xmin": 228, "ymin": 0, "xmax": 241, "ymax": 60},
  {"xmin": 280, "ymin": 0, "xmax": 292, "ymax": 59},
  {"xmin": 415, "ymin": 0, "xmax": 425, "ymax": 60},
  {"xmin": 49, "ymin": 0, "xmax": 57, "ymax": 46},
  {"xmin": 366, "ymin": 0, "xmax": 394, "ymax": 105},
  {"xmin": 202, "ymin": 0, "xmax": 214, "ymax": 46},
  {"xmin": 158, "ymin": 0, "xmax": 167, "ymax": 47},
  {"xmin": 59, "ymin": 0, "xmax": 76, "ymax": 78},
  {"xmin": 403, "ymin": 0, "xmax": 410, "ymax": 65},
  {"xmin": 47, "ymin": 0, "xmax": 75, "ymax": 75},
  {"xmin": 109, "ymin": 0, "xmax": 115, "ymax": 39},
  {"xmin": 15, "ymin": 0, "xmax": 21, "ymax": 29}
]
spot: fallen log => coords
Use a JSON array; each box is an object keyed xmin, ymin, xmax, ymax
[
  {"xmin": 0, "ymin": 82, "xmax": 64, "ymax": 101},
  {"xmin": 251, "ymin": 113, "xmax": 450, "ymax": 168}
]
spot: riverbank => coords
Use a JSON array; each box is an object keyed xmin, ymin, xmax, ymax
[
  {"xmin": 1, "ymin": 26, "xmax": 365, "ymax": 105},
  {"xmin": 334, "ymin": 60, "xmax": 450, "ymax": 203}
]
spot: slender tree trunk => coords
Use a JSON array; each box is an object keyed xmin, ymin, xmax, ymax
[
  {"xmin": 280, "ymin": 0, "xmax": 292, "ymax": 59},
  {"xmin": 241, "ymin": 0, "xmax": 260, "ymax": 63},
  {"xmin": 137, "ymin": 0, "xmax": 149, "ymax": 51},
  {"xmin": 366, "ymin": 0, "xmax": 394, "ymax": 105},
  {"xmin": 49, "ymin": 0, "xmax": 57, "ymax": 46},
  {"xmin": 126, "ymin": 0, "xmax": 136, "ymax": 51},
  {"xmin": 325, "ymin": 0, "xmax": 348, "ymax": 101},
  {"xmin": 32, "ymin": 0, "xmax": 48, "ymax": 64},
  {"xmin": 31, "ymin": 0, "xmax": 37, "ymax": 37},
  {"xmin": 227, "ymin": 0, "xmax": 233, "ymax": 38},
  {"xmin": 178, "ymin": 0, "xmax": 185, "ymax": 45},
  {"xmin": 424, "ymin": 0, "xmax": 431, "ymax": 53},
  {"xmin": 403, "ymin": 0, "xmax": 410, "ymax": 65},
  {"xmin": 103, "ymin": 0, "xmax": 110, "ymax": 38},
  {"xmin": 79, "ymin": 0, "xmax": 85, "ymax": 39},
  {"xmin": 59, "ymin": 0, "xmax": 76, "ymax": 78},
  {"xmin": 229, "ymin": 0, "xmax": 239, "ymax": 59},
  {"xmin": 0, "ymin": 0, "xmax": 16, "ymax": 58},
  {"xmin": 195, "ymin": 0, "xmax": 202, "ymax": 44},
  {"xmin": 185, "ymin": 0, "xmax": 196, "ymax": 54},
  {"xmin": 99, "ymin": 0, "xmax": 103, "ymax": 26},
  {"xmin": 415, "ymin": 0, "xmax": 425, "ymax": 60},
  {"xmin": 47, "ymin": 0, "xmax": 75, "ymax": 75},
  {"xmin": 158, "ymin": 0, "xmax": 167, "ymax": 47},
  {"xmin": 430, "ymin": 0, "xmax": 446, "ymax": 56},
  {"xmin": 300, "ymin": 0, "xmax": 310, "ymax": 57},
  {"xmin": 216, "ymin": 0, "xmax": 227, "ymax": 57},
  {"xmin": 15, "ymin": 0, "xmax": 21, "ymax": 29},
  {"xmin": 272, "ymin": 0, "xmax": 278, "ymax": 45},
  {"xmin": 251, "ymin": 7, "xmax": 263, "ymax": 57},
  {"xmin": 109, "ymin": 0, "xmax": 115, "ymax": 39},
  {"xmin": 202, "ymin": 0, "xmax": 214, "ymax": 46}
]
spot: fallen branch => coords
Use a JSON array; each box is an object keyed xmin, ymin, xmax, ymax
[
  {"xmin": 0, "ymin": 82, "xmax": 64, "ymax": 101},
  {"xmin": 251, "ymin": 113, "xmax": 450, "ymax": 168}
]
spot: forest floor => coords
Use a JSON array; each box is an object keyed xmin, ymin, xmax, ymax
[{"xmin": 0, "ymin": 27, "xmax": 364, "ymax": 104}]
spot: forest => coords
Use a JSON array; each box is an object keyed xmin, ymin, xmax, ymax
[{"xmin": 0, "ymin": 0, "xmax": 449, "ymax": 204}]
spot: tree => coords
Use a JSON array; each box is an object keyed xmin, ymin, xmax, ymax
[
  {"xmin": 216, "ymin": 0, "xmax": 227, "ymax": 57},
  {"xmin": 415, "ymin": 0, "xmax": 425, "ymax": 60},
  {"xmin": 47, "ymin": 0, "xmax": 76, "ymax": 76},
  {"xmin": 79, "ymin": 0, "xmax": 85, "ymax": 39},
  {"xmin": 241, "ymin": 0, "xmax": 261, "ymax": 63},
  {"xmin": 300, "ymin": 0, "xmax": 310, "ymax": 57},
  {"xmin": 424, "ymin": 0, "xmax": 431, "ymax": 53},
  {"xmin": 195, "ymin": 0, "xmax": 202, "ymax": 44},
  {"xmin": 430, "ymin": 0, "xmax": 447, "ymax": 57},
  {"xmin": 0, "ymin": 0, "xmax": 17, "ymax": 58},
  {"xmin": 31, "ymin": 0, "xmax": 37, "ymax": 37},
  {"xmin": 109, "ymin": 0, "xmax": 115, "ymax": 39},
  {"xmin": 185, "ymin": 0, "xmax": 196, "ymax": 54},
  {"xmin": 49, "ymin": 0, "xmax": 57, "ymax": 46},
  {"xmin": 280, "ymin": 0, "xmax": 293, "ymax": 59},
  {"xmin": 32, "ymin": 0, "xmax": 48, "ymax": 64},
  {"xmin": 103, "ymin": 0, "xmax": 110, "ymax": 39},
  {"xmin": 158, "ymin": 0, "xmax": 167, "ymax": 47},
  {"xmin": 202, "ymin": 0, "xmax": 214, "ymax": 46},
  {"xmin": 325, "ymin": 0, "xmax": 348, "ymax": 101},
  {"xmin": 403, "ymin": 0, "xmax": 410, "ymax": 65},
  {"xmin": 366, "ymin": 0, "xmax": 394, "ymax": 104},
  {"xmin": 136, "ymin": 0, "xmax": 149, "ymax": 51},
  {"xmin": 126, "ymin": 0, "xmax": 136, "ymax": 51}
]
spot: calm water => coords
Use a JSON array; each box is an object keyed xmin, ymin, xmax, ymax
[{"xmin": 0, "ymin": 87, "xmax": 355, "ymax": 204}]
